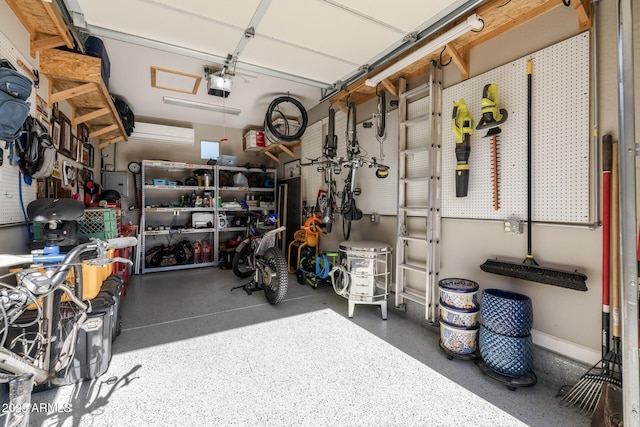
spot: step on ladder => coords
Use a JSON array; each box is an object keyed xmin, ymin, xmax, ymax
[{"xmin": 395, "ymin": 65, "xmax": 443, "ymax": 323}]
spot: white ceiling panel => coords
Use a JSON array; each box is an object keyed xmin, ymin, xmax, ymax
[
  {"xmin": 258, "ymin": 0, "xmax": 402, "ymax": 65},
  {"xmin": 329, "ymin": 0, "xmax": 464, "ymax": 32},
  {"xmin": 65, "ymin": 0, "xmax": 479, "ymax": 130},
  {"xmin": 77, "ymin": 0, "xmax": 243, "ymax": 58},
  {"xmin": 102, "ymin": 38, "xmax": 320, "ymax": 129},
  {"xmin": 242, "ymin": 36, "xmax": 357, "ymax": 83},
  {"xmin": 145, "ymin": 0, "xmax": 262, "ymax": 28}
]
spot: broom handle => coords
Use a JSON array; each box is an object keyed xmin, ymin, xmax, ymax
[
  {"xmin": 611, "ymin": 140, "xmax": 620, "ymax": 339},
  {"xmin": 602, "ymin": 134, "xmax": 612, "ymax": 357},
  {"xmin": 527, "ymin": 59, "xmax": 533, "ymax": 257}
]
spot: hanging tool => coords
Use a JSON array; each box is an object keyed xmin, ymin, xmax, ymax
[
  {"xmin": 560, "ymin": 139, "xmax": 621, "ymax": 416},
  {"xmin": 480, "ymin": 59, "xmax": 588, "ymax": 291},
  {"xmin": 476, "ymin": 83, "xmax": 508, "ymax": 210},
  {"xmin": 476, "ymin": 83, "xmax": 508, "ymax": 131},
  {"xmin": 452, "ymin": 98, "xmax": 473, "ymax": 197}
]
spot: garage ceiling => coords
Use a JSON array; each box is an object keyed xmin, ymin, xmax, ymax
[{"xmin": 65, "ymin": 0, "xmax": 477, "ymax": 129}]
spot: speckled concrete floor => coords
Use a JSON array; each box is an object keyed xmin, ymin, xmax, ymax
[{"xmin": 28, "ymin": 268, "xmax": 589, "ymax": 427}]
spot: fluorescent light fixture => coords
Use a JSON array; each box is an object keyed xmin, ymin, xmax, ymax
[
  {"xmin": 162, "ymin": 96, "xmax": 241, "ymax": 115},
  {"xmin": 365, "ymin": 14, "xmax": 484, "ymax": 87}
]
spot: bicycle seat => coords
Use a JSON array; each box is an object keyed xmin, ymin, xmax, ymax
[
  {"xmin": 27, "ymin": 198, "xmax": 85, "ymax": 222},
  {"xmin": 342, "ymin": 199, "xmax": 363, "ymax": 221}
]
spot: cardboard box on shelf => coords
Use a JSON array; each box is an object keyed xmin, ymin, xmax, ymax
[{"xmin": 243, "ymin": 130, "xmax": 265, "ymax": 151}]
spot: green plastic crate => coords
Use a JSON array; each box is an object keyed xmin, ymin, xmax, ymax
[{"xmin": 79, "ymin": 208, "xmax": 118, "ymax": 240}]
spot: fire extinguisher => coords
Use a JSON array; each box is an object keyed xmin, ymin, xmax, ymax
[
  {"xmin": 203, "ymin": 240, "xmax": 212, "ymax": 263},
  {"xmin": 193, "ymin": 240, "xmax": 202, "ymax": 264}
]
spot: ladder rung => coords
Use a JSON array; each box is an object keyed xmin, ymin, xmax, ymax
[
  {"xmin": 400, "ymin": 83, "xmax": 430, "ymax": 101},
  {"xmin": 400, "ymin": 235, "xmax": 427, "ymax": 243},
  {"xmin": 398, "ymin": 289, "xmax": 426, "ymax": 305},
  {"xmin": 400, "ymin": 145, "xmax": 429, "ymax": 155},
  {"xmin": 400, "ymin": 176, "xmax": 428, "ymax": 183},
  {"xmin": 399, "ymin": 263, "xmax": 427, "ymax": 274},
  {"xmin": 400, "ymin": 114, "xmax": 429, "ymax": 127},
  {"xmin": 399, "ymin": 206, "xmax": 429, "ymax": 216}
]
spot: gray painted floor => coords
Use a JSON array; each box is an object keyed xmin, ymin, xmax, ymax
[{"xmin": 29, "ymin": 268, "xmax": 589, "ymax": 426}]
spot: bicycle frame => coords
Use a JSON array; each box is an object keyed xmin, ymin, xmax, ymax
[{"xmin": 0, "ymin": 237, "xmax": 136, "ymax": 385}]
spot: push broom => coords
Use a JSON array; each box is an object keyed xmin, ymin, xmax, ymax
[
  {"xmin": 480, "ymin": 59, "xmax": 588, "ymax": 291},
  {"xmin": 560, "ymin": 136, "xmax": 622, "ymax": 416}
]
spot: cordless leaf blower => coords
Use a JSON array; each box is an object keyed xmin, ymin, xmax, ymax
[{"xmin": 452, "ymin": 99, "xmax": 473, "ymax": 197}]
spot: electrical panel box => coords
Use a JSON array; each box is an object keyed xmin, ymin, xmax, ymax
[{"xmin": 102, "ymin": 171, "xmax": 129, "ymax": 198}]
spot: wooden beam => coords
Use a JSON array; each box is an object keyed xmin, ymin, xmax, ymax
[
  {"xmin": 41, "ymin": 1, "xmax": 74, "ymax": 49},
  {"xmin": 90, "ymin": 124, "xmax": 118, "ymax": 139},
  {"xmin": 31, "ymin": 35, "xmax": 66, "ymax": 52},
  {"xmin": 446, "ymin": 43, "xmax": 469, "ymax": 80},
  {"xmin": 334, "ymin": 101, "xmax": 348, "ymax": 114},
  {"xmin": 50, "ymin": 82, "xmax": 99, "ymax": 105},
  {"xmin": 75, "ymin": 107, "xmax": 111, "ymax": 125},
  {"xmin": 574, "ymin": 0, "xmax": 592, "ymax": 31},
  {"xmin": 264, "ymin": 151, "xmax": 279, "ymax": 163},
  {"xmin": 4, "ymin": 0, "xmax": 35, "ymax": 38},
  {"xmin": 98, "ymin": 135, "xmax": 125, "ymax": 150},
  {"xmin": 380, "ymin": 79, "xmax": 398, "ymax": 97},
  {"xmin": 468, "ymin": 0, "xmax": 563, "ymax": 50}
]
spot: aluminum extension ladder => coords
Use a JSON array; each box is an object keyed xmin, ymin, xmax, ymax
[{"xmin": 394, "ymin": 66, "xmax": 443, "ymax": 323}]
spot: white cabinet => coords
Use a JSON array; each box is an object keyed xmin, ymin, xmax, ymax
[{"xmin": 141, "ymin": 160, "xmax": 216, "ymax": 274}]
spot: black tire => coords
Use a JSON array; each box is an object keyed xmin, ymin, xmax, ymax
[
  {"xmin": 262, "ymin": 248, "xmax": 288, "ymax": 304},
  {"xmin": 346, "ymin": 102, "xmax": 358, "ymax": 159},
  {"xmin": 296, "ymin": 269, "xmax": 306, "ymax": 285},
  {"xmin": 376, "ymin": 90, "xmax": 386, "ymax": 139},
  {"xmin": 232, "ymin": 245, "xmax": 254, "ymax": 278},
  {"xmin": 264, "ymin": 96, "xmax": 308, "ymax": 142},
  {"xmin": 342, "ymin": 215, "xmax": 352, "ymax": 240}
]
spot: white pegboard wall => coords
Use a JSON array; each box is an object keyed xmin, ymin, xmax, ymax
[
  {"xmin": 0, "ymin": 32, "xmax": 37, "ymax": 225},
  {"xmin": 441, "ymin": 32, "xmax": 590, "ymax": 223}
]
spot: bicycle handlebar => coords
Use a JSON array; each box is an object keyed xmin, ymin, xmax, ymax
[{"xmin": 105, "ymin": 236, "xmax": 139, "ymax": 250}]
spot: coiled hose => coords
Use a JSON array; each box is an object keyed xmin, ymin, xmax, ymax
[{"xmin": 264, "ymin": 96, "xmax": 308, "ymax": 143}]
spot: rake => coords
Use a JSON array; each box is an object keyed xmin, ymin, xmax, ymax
[{"xmin": 560, "ymin": 138, "xmax": 622, "ymax": 416}]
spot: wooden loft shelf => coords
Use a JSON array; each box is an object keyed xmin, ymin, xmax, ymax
[
  {"xmin": 39, "ymin": 49, "xmax": 127, "ymax": 148},
  {"xmin": 5, "ymin": 0, "xmax": 74, "ymax": 57},
  {"xmin": 6, "ymin": 0, "xmax": 127, "ymax": 148},
  {"xmin": 256, "ymin": 141, "xmax": 300, "ymax": 163}
]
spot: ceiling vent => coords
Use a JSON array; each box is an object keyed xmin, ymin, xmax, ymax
[{"xmin": 129, "ymin": 122, "xmax": 195, "ymax": 145}]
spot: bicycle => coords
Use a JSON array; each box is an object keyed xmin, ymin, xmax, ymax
[
  {"xmin": 300, "ymin": 156, "xmax": 343, "ymax": 234},
  {"xmin": 0, "ymin": 221, "xmax": 136, "ymax": 426},
  {"xmin": 339, "ymin": 156, "xmax": 389, "ymax": 240},
  {"xmin": 230, "ymin": 207, "xmax": 288, "ymax": 305}
]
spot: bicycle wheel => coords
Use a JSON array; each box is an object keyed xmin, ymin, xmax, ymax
[
  {"xmin": 376, "ymin": 90, "xmax": 386, "ymax": 140},
  {"xmin": 342, "ymin": 215, "xmax": 351, "ymax": 240},
  {"xmin": 346, "ymin": 102, "xmax": 358, "ymax": 159},
  {"xmin": 261, "ymin": 248, "xmax": 288, "ymax": 305},
  {"xmin": 340, "ymin": 184, "xmax": 352, "ymax": 240},
  {"xmin": 49, "ymin": 290, "xmax": 80, "ymax": 378},
  {"xmin": 232, "ymin": 245, "xmax": 254, "ymax": 278}
]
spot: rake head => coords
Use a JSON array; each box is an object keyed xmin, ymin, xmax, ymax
[{"xmin": 560, "ymin": 352, "xmax": 622, "ymax": 417}]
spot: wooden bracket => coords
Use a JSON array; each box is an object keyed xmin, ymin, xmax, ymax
[
  {"xmin": 380, "ymin": 79, "xmax": 398, "ymax": 97},
  {"xmin": 573, "ymin": 0, "xmax": 592, "ymax": 31},
  {"xmin": 446, "ymin": 43, "xmax": 470, "ymax": 80},
  {"xmin": 90, "ymin": 124, "xmax": 118, "ymax": 139},
  {"xmin": 98, "ymin": 135, "xmax": 125, "ymax": 150},
  {"xmin": 334, "ymin": 101, "xmax": 348, "ymax": 114},
  {"xmin": 50, "ymin": 82, "xmax": 99, "ymax": 105},
  {"xmin": 75, "ymin": 107, "xmax": 111, "ymax": 126}
]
